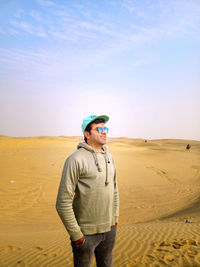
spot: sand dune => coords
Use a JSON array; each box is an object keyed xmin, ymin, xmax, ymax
[{"xmin": 0, "ymin": 136, "xmax": 200, "ymax": 266}]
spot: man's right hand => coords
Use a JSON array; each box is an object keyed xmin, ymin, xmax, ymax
[{"xmin": 75, "ymin": 236, "xmax": 85, "ymax": 248}]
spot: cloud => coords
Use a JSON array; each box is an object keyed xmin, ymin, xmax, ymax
[
  {"xmin": 51, "ymin": 31, "xmax": 77, "ymax": 42},
  {"xmin": 29, "ymin": 10, "xmax": 43, "ymax": 22},
  {"xmin": 121, "ymin": 0, "xmax": 200, "ymax": 39},
  {"xmin": 9, "ymin": 20, "xmax": 47, "ymax": 38},
  {"xmin": 56, "ymin": 1, "xmax": 199, "ymax": 46},
  {"xmin": 2, "ymin": 0, "xmax": 200, "ymax": 83},
  {"xmin": 10, "ymin": 20, "xmax": 33, "ymax": 34},
  {"xmin": 0, "ymin": 47, "xmax": 87, "ymax": 82},
  {"xmin": 5, "ymin": 0, "xmax": 200, "ymax": 50},
  {"xmin": 121, "ymin": 0, "xmax": 136, "ymax": 13}
]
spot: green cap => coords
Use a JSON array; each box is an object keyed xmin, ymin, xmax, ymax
[{"xmin": 82, "ymin": 114, "xmax": 109, "ymax": 134}]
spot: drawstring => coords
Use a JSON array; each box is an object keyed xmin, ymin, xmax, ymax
[
  {"xmin": 93, "ymin": 151, "xmax": 109, "ymax": 186},
  {"xmin": 104, "ymin": 153, "xmax": 109, "ymax": 186},
  {"xmin": 93, "ymin": 152, "xmax": 102, "ymax": 172}
]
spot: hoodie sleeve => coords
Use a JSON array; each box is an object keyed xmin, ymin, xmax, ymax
[
  {"xmin": 113, "ymin": 160, "xmax": 119, "ymax": 223},
  {"xmin": 114, "ymin": 169, "xmax": 119, "ymax": 223},
  {"xmin": 56, "ymin": 156, "xmax": 83, "ymax": 241}
]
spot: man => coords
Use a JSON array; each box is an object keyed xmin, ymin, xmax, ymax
[{"xmin": 56, "ymin": 114, "xmax": 119, "ymax": 267}]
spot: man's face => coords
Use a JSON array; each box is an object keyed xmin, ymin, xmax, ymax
[{"xmin": 86, "ymin": 122, "xmax": 108, "ymax": 147}]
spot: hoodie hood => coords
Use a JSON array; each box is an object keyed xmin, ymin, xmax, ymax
[
  {"xmin": 77, "ymin": 142, "xmax": 109, "ymax": 186},
  {"xmin": 77, "ymin": 142, "xmax": 106, "ymax": 153}
]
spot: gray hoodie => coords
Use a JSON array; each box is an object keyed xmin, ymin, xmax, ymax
[{"xmin": 56, "ymin": 142, "xmax": 119, "ymax": 241}]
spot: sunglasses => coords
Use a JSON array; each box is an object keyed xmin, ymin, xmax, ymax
[{"xmin": 97, "ymin": 127, "xmax": 109, "ymax": 133}]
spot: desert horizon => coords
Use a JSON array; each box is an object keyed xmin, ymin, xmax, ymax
[
  {"xmin": 1, "ymin": 134, "xmax": 200, "ymax": 141},
  {"xmin": 0, "ymin": 135, "xmax": 200, "ymax": 266}
]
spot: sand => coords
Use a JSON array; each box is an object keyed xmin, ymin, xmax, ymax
[{"xmin": 0, "ymin": 136, "xmax": 200, "ymax": 267}]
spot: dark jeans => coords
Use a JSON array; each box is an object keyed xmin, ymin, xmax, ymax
[{"xmin": 71, "ymin": 226, "xmax": 116, "ymax": 267}]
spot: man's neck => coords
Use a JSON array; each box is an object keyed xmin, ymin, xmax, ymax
[{"xmin": 87, "ymin": 142, "xmax": 103, "ymax": 152}]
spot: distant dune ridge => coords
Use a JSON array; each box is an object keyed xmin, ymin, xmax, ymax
[{"xmin": 0, "ymin": 136, "xmax": 200, "ymax": 266}]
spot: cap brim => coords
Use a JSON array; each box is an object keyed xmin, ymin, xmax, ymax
[{"xmin": 92, "ymin": 115, "xmax": 109, "ymax": 124}]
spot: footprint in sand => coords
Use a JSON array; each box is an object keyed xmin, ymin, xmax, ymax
[
  {"xmin": 191, "ymin": 165, "xmax": 200, "ymax": 179},
  {"xmin": 0, "ymin": 245, "xmax": 21, "ymax": 252},
  {"xmin": 34, "ymin": 246, "xmax": 57, "ymax": 258},
  {"xmin": 153, "ymin": 238, "xmax": 200, "ymax": 264},
  {"xmin": 186, "ymin": 248, "xmax": 198, "ymax": 257},
  {"xmin": 146, "ymin": 166, "xmax": 180, "ymax": 184},
  {"xmin": 186, "ymin": 239, "xmax": 199, "ymax": 246},
  {"xmin": 119, "ymin": 260, "xmax": 137, "ymax": 267},
  {"xmin": 35, "ymin": 246, "xmax": 43, "ymax": 251},
  {"xmin": 145, "ymin": 253, "xmax": 175, "ymax": 266},
  {"xmin": 138, "ymin": 253, "xmax": 176, "ymax": 266},
  {"xmin": 37, "ymin": 252, "xmax": 57, "ymax": 258},
  {"xmin": 164, "ymin": 254, "xmax": 175, "ymax": 263},
  {"xmin": 137, "ymin": 205, "xmax": 146, "ymax": 209},
  {"xmin": 156, "ymin": 248, "xmax": 170, "ymax": 252},
  {"xmin": 16, "ymin": 260, "xmax": 29, "ymax": 267}
]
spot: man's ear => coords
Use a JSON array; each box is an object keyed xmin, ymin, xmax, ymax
[{"xmin": 84, "ymin": 131, "xmax": 90, "ymax": 140}]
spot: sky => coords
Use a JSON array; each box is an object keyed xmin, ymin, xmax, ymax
[{"xmin": 0, "ymin": 0, "xmax": 200, "ymax": 140}]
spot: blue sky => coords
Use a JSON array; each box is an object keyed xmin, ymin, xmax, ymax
[{"xmin": 0, "ymin": 0, "xmax": 200, "ymax": 140}]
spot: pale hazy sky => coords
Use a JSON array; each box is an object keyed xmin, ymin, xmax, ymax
[{"xmin": 0, "ymin": 0, "xmax": 200, "ymax": 140}]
